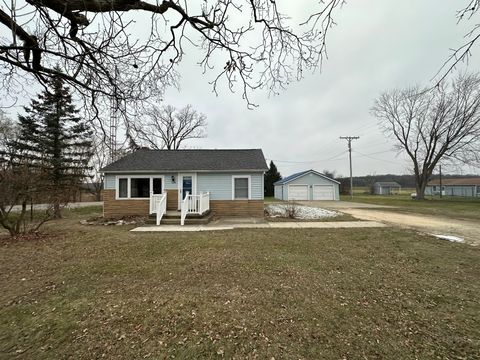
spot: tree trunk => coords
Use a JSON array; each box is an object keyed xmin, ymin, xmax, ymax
[
  {"xmin": 53, "ymin": 202, "xmax": 62, "ymax": 219},
  {"xmin": 415, "ymin": 177, "xmax": 428, "ymax": 200}
]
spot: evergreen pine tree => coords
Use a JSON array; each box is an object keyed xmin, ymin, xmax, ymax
[
  {"xmin": 264, "ymin": 160, "xmax": 282, "ymax": 197},
  {"xmin": 12, "ymin": 74, "xmax": 93, "ymax": 218}
]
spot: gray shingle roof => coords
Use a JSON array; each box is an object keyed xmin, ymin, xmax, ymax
[
  {"xmin": 274, "ymin": 169, "xmax": 340, "ymax": 185},
  {"xmin": 100, "ymin": 149, "xmax": 268, "ymax": 172},
  {"xmin": 374, "ymin": 181, "xmax": 401, "ymax": 187}
]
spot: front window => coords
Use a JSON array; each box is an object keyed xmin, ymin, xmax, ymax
[
  {"xmin": 117, "ymin": 177, "xmax": 163, "ymax": 199},
  {"xmin": 118, "ymin": 178, "xmax": 128, "ymax": 198},
  {"xmin": 131, "ymin": 178, "xmax": 150, "ymax": 198},
  {"xmin": 234, "ymin": 177, "xmax": 249, "ymax": 199}
]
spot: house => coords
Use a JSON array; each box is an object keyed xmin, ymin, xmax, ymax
[
  {"xmin": 273, "ymin": 170, "xmax": 340, "ymax": 201},
  {"xmin": 372, "ymin": 181, "xmax": 401, "ymax": 195},
  {"xmin": 100, "ymin": 149, "xmax": 268, "ymax": 223},
  {"xmin": 425, "ymin": 177, "xmax": 480, "ymax": 197}
]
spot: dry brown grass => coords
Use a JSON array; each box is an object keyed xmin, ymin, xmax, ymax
[{"xmin": 1, "ymin": 207, "xmax": 479, "ymax": 359}]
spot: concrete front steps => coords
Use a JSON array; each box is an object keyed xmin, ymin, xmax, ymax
[{"xmin": 147, "ymin": 210, "xmax": 213, "ymax": 225}]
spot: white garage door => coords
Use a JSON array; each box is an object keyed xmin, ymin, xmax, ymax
[
  {"xmin": 288, "ymin": 185, "xmax": 309, "ymax": 200},
  {"xmin": 313, "ymin": 185, "xmax": 334, "ymax": 200}
]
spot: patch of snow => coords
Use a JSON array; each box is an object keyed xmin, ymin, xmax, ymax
[
  {"xmin": 431, "ymin": 234, "xmax": 464, "ymax": 243},
  {"xmin": 265, "ymin": 203, "xmax": 339, "ymax": 220}
]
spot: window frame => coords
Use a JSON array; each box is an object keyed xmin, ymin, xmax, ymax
[
  {"xmin": 115, "ymin": 175, "xmax": 164, "ymax": 200},
  {"xmin": 232, "ymin": 175, "xmax": 251, "ymax": 200}
]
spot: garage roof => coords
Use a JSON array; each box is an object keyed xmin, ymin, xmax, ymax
[{"xmin": 274, "ymin": 169, "xmax": 340, "ymax": 185}]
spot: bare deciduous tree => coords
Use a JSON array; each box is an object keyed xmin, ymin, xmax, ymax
[
  {"xmin": 372, "ymin": 74, "xmax": 480, "ymax": 200},
  {"xmin": 131, "ymin": 104, "xmax": 206, "ymax": 150},
  {"xmin": 0, "ymin": 0, "xmax": 344, "ymax": 113},
  {"xmin": 436, "ymin": 1, "xmax": 480, "ymax": 83}
]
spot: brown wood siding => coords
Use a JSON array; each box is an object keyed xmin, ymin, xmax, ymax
[
  {"xmin": 102, "ymin": 189, "xmax": 149, "ymax": 218},
  {"xmin": 166, "ymin": 189, "xmax": 178, "ymax": 211},
  {"xmin": 210, "ymin": 200, "xmax": 264, "ymax": 217}
]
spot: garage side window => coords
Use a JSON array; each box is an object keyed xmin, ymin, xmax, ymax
[
  {"xmin": 233, "ymin": 177, "xmax": 249, "ymax": 199},
  {"xmin": 118, "ymin": 178, "xmax": 128, "ymax": 198}
]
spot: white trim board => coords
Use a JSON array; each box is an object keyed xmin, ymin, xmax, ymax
[
  {"xmin": 115, "ymin": 175, "xmax": 165, "ymax": 200},
  {"xmin": 232, "ymin": 175, "xmax": 252, "ymax": 200}
]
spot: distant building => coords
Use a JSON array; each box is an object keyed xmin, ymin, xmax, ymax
[
  {"xmin": 425, "ymin": 178, "xmax": 480, "ymax": 198},
  {"xmin": 373, "ymin": 181, "xmax": 401, "ymax": 195}
]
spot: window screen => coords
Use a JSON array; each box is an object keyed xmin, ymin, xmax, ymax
[
  {"xmin": 234, "ymin": 178, "xmax": 249, "ymax": 199},
  {"xmin": 131, "ymin": 178, "xmax": 150, "ymax": 198},
  {"xmin": 118, "ymin": 178, "xmax": 128, "ymax": 198}
]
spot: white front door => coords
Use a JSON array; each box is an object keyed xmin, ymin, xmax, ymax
[
  {"xmin": 288, "ymin": 185, "xmax": 309, "ymax": 200},
  {"xmin": 178, "ymin": 173, "xmax": 196, "ymax": 209},
  {"xmin": 313, "ymin": 185, "xmax": 334, "ymax": 200}
]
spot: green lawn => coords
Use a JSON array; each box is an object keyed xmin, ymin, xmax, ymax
[
  {"xmin": 344, "ymin": 193, "xmax": 480, "ymax": 221},
  {"xmin": 1, "ymin": 208, "xmax": 479, "ymax": 359}
]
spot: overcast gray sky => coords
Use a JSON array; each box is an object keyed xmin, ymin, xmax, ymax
[
  {"xmin": 159, "ymin": 1, "xmax": 480, "ymax": 177},
  {"xmin": 1, "ymin": 1, "xmax": 479, "ymax": 177}
]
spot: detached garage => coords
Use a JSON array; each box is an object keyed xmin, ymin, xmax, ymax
[{"xmin": 274, "ymin": 170, "xmax": 340, "ymax": 201}]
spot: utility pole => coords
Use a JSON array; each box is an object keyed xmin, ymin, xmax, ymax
[
  {"xmin": 340, "ymin": 136, "xmax": 360, "ymax": 200},
  {"xmin": 439, "ymin": 164, "xmax": 442, "ymax": 198}
]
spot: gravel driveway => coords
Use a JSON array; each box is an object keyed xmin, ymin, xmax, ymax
[{"xmin": 299, "ymin": 201, "xmax": 480, "ymax": 246}]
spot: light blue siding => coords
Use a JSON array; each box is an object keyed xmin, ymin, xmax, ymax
[
  {"xmin": 164, "ymin": 173, "xmax": 177, "ymax": 190},
  {"xmin": 251, "ymin": 174, "xmax": 263, "ymax": 200},
  {"xmin": 274, "ymin": 185, "xmax": 283, "ymax": 200},
  {"xmin": 105, "ymin": 172, "xmax": 264, "ymax": 200},
  {"xmin": 197, "ymin": 172, "xmax": 264, "ymax": 200}
]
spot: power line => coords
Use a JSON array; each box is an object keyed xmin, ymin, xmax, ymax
[
  {"xmin": 340, "ymin": 136, "xmax": 360, "ymax": 200},
  {"xmin": 353, "ymin": 150, "xmax": 405, "ymax": 165},
  {"xmin": 267, "ymin": 150, "xmax": 347, "ymax": 164}
]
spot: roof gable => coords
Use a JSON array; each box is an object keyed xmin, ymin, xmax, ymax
[
  {"xmin": 274, "ymin": 169, "xmax": 340, "ymax": 185},
  {"xmin": 100, "ymin": 149, "xmax": 268, "ymax": 172}
]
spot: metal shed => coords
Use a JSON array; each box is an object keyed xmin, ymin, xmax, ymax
[
  {"xmin": 274, "ymin": 170, "xmax": 340, "ymax": 201},
  {"xmin": 373, "ymin": 181, "xmax": 401, "ymax": 195}
]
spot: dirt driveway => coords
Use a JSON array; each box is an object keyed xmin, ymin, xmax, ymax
[{"xmin": 298, "ymin": 201, "xmax": 480, "ymax": 246}]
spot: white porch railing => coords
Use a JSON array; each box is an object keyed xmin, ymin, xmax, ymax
[
  {"xmin": 150, "ymin": 192, "xmax": 167, "ymax": 226},
  {"xmin": 180, "ymin": 191, "xmax": 210, "ymax": 226}
]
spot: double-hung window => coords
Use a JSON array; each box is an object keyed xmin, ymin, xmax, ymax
[{"xmin": 233, "ymin": 176, "xmax": 250, "ymax": 200}]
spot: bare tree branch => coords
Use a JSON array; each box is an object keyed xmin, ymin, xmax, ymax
[
  {"xmin": 0, "ymin": 0, "xmax": 344, "ymax": 118},
  {"xmin": 130, "ymin": 104, "xmax": 207, "ymax": 149},
  {"xmin": 372, "ymin": 73, "xmax": 480, "ymax": 199}
]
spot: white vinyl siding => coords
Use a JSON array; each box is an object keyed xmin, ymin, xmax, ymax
[{"xmin": 275, "ymin": 171, "xmax": 340, "ymax": 201}]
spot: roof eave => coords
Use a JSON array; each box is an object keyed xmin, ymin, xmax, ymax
[{"xmin": 101, "ymin": 168, "xmax": 268, "ymax": 174}]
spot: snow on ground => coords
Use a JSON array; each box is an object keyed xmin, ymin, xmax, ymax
[
  {"xmin": 431, "ymin": 234, "xmax": 465, "ymax": 243},
  {"xmin": 265, "ymin": 203, "xmax": 339, "ymax": 220}
]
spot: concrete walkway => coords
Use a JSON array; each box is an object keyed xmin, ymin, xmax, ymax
[{"xmin": 131, "ymin": 220, "xmax": 386, "ymax": 232}]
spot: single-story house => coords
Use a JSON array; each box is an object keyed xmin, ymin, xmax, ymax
[
  {"xmin": 273, "ymin": 170, "xmax": 340, "ymax": 201},
  {"xmin": 100, "ymin": 149, "xmax": 268, "ymax": 221},
  {"xmin": 372, "ymin": 181, "xmax": 401, "ymax": 195},
  {"xmin": 425, "ymin": 177, "xmax": 480, "ymax": 197}
]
